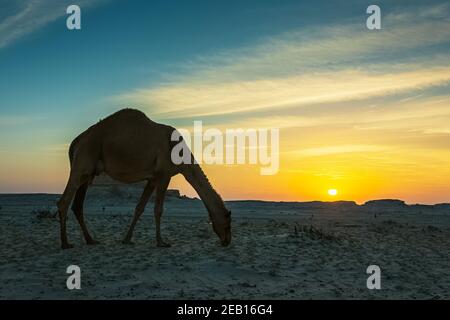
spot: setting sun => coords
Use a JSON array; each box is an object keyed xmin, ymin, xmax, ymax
[{"xmin": 328, "ymin": 189, "xmax": 338, "ymax": 196}]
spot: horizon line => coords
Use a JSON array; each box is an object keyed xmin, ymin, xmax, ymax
[{"xmin": 0, "ymin": 192, "xmax": 448, "ymax": 206}]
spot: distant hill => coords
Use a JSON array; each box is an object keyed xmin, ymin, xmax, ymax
[
  {"xmin": 0, "ymin": 186, "xmax": 449, "ymax": 215},
  {"xmin": 86, "ymin": 174, "xmax": 183, "ymax": 205},
  {"xmin": 363, "ymin": 199, "xmax": 407, "ymax": 207},
  {"xmin": 435, "ymin": 203, "xmax": 450, "ymax": 210}
]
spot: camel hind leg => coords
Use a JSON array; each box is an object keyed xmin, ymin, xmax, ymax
[
  {"xmin": 71, "ymin": 182, "xmax": 99, "ymax": 245},
  {"xmin": 57, "ymin": 173, "xmax": 86, "ymax": 249},
  {"xmin": 57, "ymin": 156, "xmax": 97, "ymax": 249}
]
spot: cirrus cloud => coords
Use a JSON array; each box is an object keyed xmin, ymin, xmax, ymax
[{"xmin": 113, "ymin": 4, "xmax": 450, "ymax": 121}]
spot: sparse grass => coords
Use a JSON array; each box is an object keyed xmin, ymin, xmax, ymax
[{"xmin": 292, "ymin": 224, "xmax": 338, "ymax": 241}]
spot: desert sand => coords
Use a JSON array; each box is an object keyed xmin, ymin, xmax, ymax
[{"xmin": 0, "ymin": 187, "xmax": 449, "ymax": 299}]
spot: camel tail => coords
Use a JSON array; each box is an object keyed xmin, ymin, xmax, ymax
[{"xmin": 68, "ymin": 137, "xmax": 79, "ymax": 168}]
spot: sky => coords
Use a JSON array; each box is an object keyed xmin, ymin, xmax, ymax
[{"xmin": 1, "ymin": 0, "xmax": 450, "ymax": 204}]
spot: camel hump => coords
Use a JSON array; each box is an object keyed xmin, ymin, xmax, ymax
[
  {"xmin": 112, "ymin": 108, "xmax": 147, "ymax": 117},
  {"xmin": 101, "ymin": 108, "xmax": 155, "ymax": 124}
]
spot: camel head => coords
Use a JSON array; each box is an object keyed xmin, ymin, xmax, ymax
[
  {"xmin": 179, "ymin": 162, "xmax": 232, "ymax": 246},
  {"xmin": 210, "ymin": 208, "xmax": 231, "ymax": 246}
]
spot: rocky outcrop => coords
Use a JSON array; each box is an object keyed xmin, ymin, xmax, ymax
[
  {"xmin": 362, "ymin": 199, "xmax": 407, "ymax": 212},
  {"xmin": 363, "ymin": 199, "xmax": 406, "ymax": 207},
  {"xmin": 85, "ymin": 174, "xmax": 182, "ymax": 204}
]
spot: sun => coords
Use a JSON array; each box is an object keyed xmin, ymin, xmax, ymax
[{"xmin": 328, "ymin": 189, "xmax": 338, "ymax": 196}]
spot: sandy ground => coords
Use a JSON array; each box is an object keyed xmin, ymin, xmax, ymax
[{"xmin": 0, "ymin": 195, "xmax": 449, "ymax": 299}]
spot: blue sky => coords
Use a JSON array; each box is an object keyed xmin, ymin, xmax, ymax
[
  {"xmin": 2, "ymin": 0, "xmax": 445, "ymax": 125},
  {"xmin": 1, "ymin": 0, "xmax": 450, "ymax": 203},
  {"xmin": 0, "ymin": 0, "xmax": 376, "ymax": 151}
]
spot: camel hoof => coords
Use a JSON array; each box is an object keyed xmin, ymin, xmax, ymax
[
  {"xmin": 157, "ymin": 241, "xmax": 171, "ymax": 248},
  {"xmin": 87, "ymin": 239, "xmax": 100, "ymax": 245},
  {"xmin": 61, "ymin": 243, "xmax": 74, "ymax": 250}
]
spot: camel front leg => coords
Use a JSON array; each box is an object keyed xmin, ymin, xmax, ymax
[
  {"xmin": 154, "ymin": 177, "xmax": 171, "ymax": 247},
  {"xmin": 72, "ymin": 182, "xmax": 98, "ymax": 245},
  {"xmin": 122, "ymin": 180, "xmax": 155, "ymax": 244},
  {"xmin": 58, "ymin": 191, "xmax": 75, "ymax": 249}
]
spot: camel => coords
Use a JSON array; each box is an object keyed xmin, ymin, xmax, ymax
[{"xmin": 57, "ymin": 108, "xmax": 231, "ymax": 249}]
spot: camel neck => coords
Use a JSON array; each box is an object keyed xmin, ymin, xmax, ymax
[{"xmin": 181, "ymin": 164, "xmax": 225, "ymax": 213}]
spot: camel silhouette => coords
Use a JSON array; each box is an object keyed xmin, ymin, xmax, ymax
[{"xmin": 57, "ymin": 109, "xmax": 231, "ymax": 249}]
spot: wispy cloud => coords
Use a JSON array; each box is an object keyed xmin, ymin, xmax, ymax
[
  {"xmin": 0, "ymin": 114, "xmax": 42, "ymax": 126},
  {"xmin": 41, "ymin": 143, "xmax": 69, "ymax": 153},
  {"xmin": 119, "ymin": 67, "xmax": 450, "ymax": 119},
  {"xmin": 0, "ymin": 0, "xmax": 107, "ymax": 49},
  {"xmin": 423, "ymin": 128, "xmax": 450, "ymax": 135},
  {"xmin": 207, "ymin": 94, "xmax": 450, "ymax": 131},
  {"xmin": 114, "ymin": 4, "xmax": 450, "ymax": 120},
  {"xmin": 289, "ymin": 145, "xmax": 387, "ymax": 157}
]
